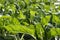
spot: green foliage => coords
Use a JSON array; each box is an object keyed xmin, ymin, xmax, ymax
[{"xmin": 0, "ymin": 0, "xmax": 60, "ymax": 40}]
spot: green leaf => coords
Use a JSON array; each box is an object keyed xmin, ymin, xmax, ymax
[
  {"xmin": 35, "ymin": 23, "xmax": 44, "ymax": 40},
  {"xmin": 41, "ymin": 15, "xmax": 51, "ymax": 26},
  {"xmin": 50, "ymin": 28, "xmax": 57, "ymax": 36},
  {"xmin": 52, "ymin": 15, "xmax": 60, "ymax": 24},
  {"xmin": 49, "ymin": 28, "xmax": 60, "ymax": 37},
  {"xmin": 44, "ymin": 5, "xmax": 50, "ymax": 12},
  {"xmin": 4, "ymin": 25, "xmax": 35, "ymax": 38},
  {"xmin": 30, "ymin": 10, "xmax": 36, "ymax": 16},
  {"xmin": 12, "ymin": 18, "xmax": 20, "ymax": 25},
  {"xmin": 24, "ymin": 0, "xmax": 30, "ymax": 5},
  {"xmin": 18, "ymin": 10, "xmax": 26, "ymax": 19},
  {"xmin": 4, "ymin": 25, "xmax": 34, "ymax": 35},
  {"xmin": 0, "ymin": 16, "xmax": 20, "ymax": 26},
  {"xmin": 56, "ymin": 28, "xmax": 60, "ymax": 35},
  {"xmin": 30, "ymin": 10, "xmax": 36, "ymax": 20}
]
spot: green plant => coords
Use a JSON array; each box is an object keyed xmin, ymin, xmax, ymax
[{"xmin": 0, "ymin": 0, "xmax": 60, "ymax": 40}]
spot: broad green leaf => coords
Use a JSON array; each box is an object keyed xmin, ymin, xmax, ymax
[
  {"xmin": 4, "ymin": 25, "xmax": 35, "ymax": 38},
  {"xmin": 29, "ymin": 24, "xmax": 35, "ymax": 29},
  {"xmin": 41, "ymin": 15, "xmax": 51, "ymax": 26},
  {"xmin": 0, "ymin": 16, "xmax": 20, "ymax": 25},
  {"xmin": 30, "ymin": 10, "xmax": 36, "ymax": 16},
  {"xmin": 50, "ymin": 28, "xmax": 57, "ymax": 36},
  {"xmin": 56, "ymin": 28, "xmax": 60, "ymax": 35},
  {"xmin": 49, "ymin": 28, "xmax": 60, "ymax": 37},
  {"xmin": 35, "ymin": 23, "xmax": 44, "ymax": 40},
  {"xmin": 11, "ymin": 18, "xmax": 20, "ymax": 25},
  {"xmin": 52, "ymin": 15, "xmax": 60, "ymax": 24}
]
